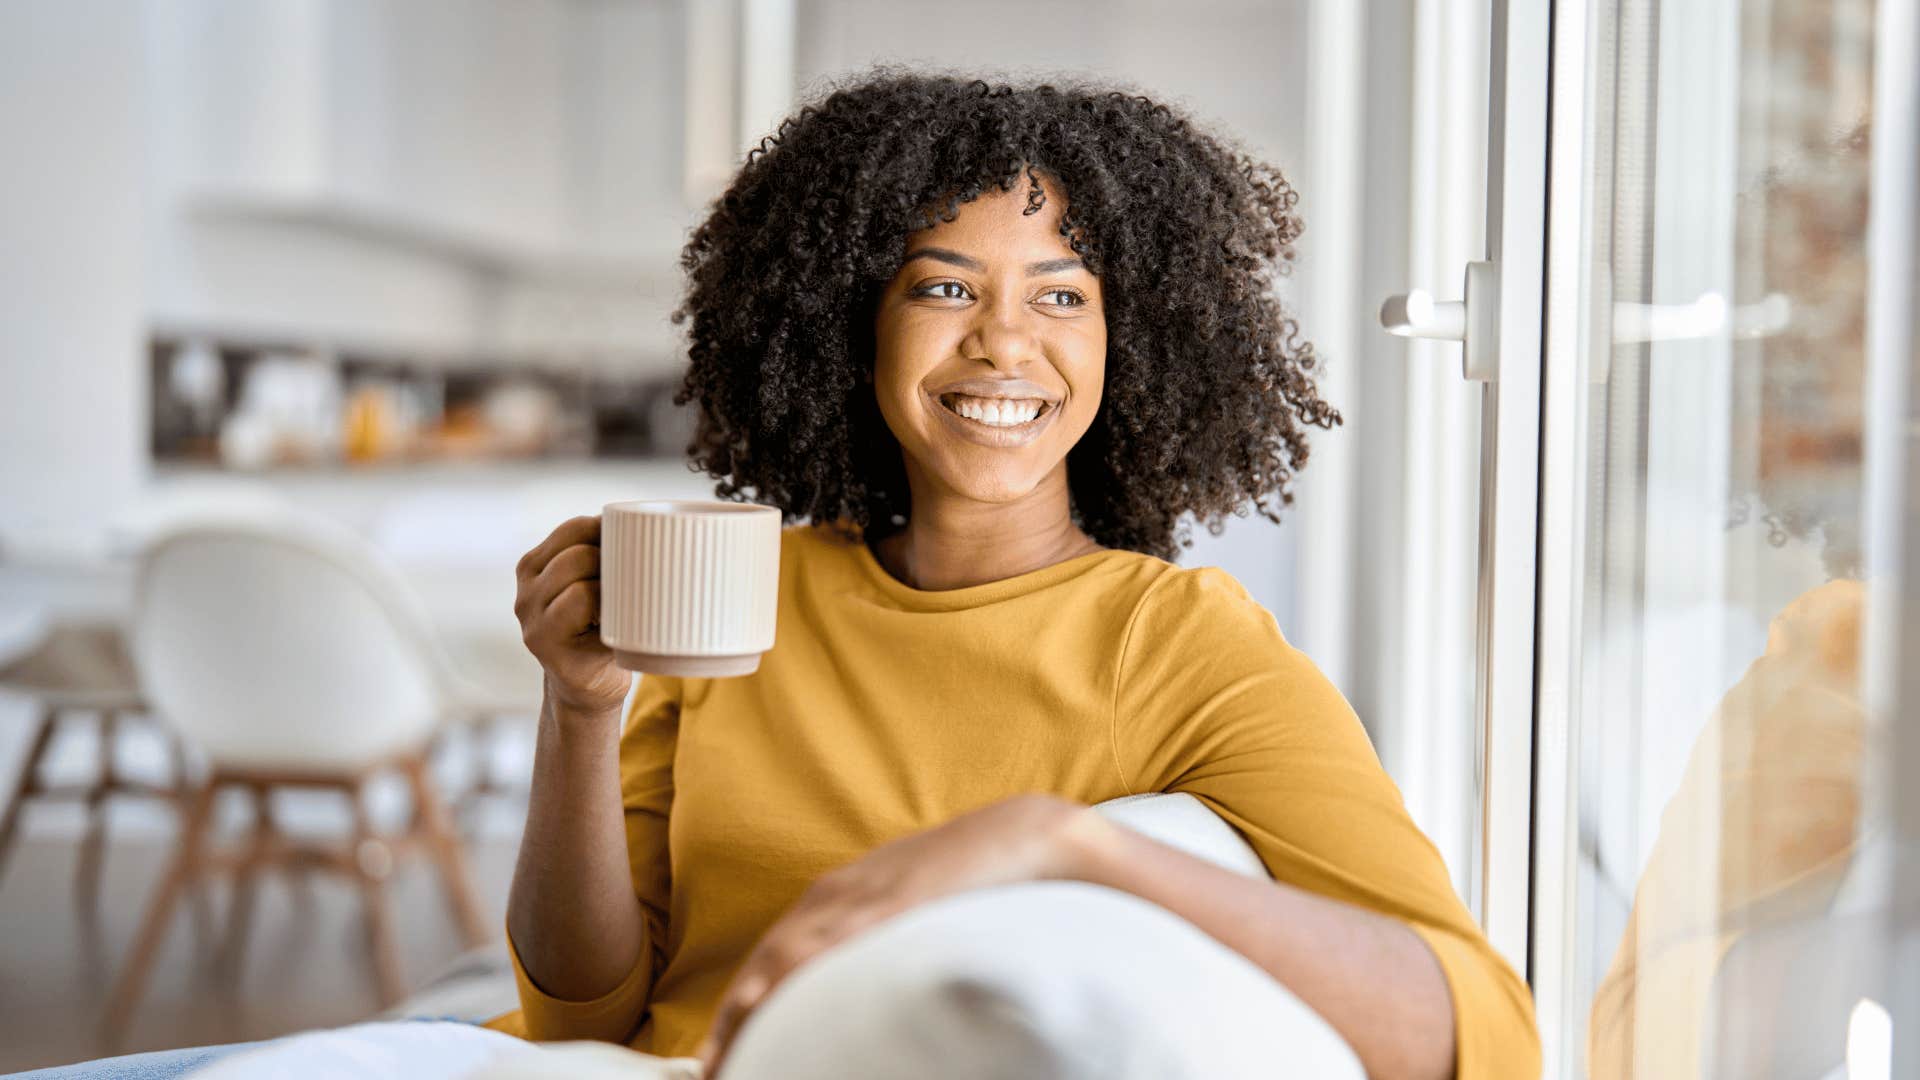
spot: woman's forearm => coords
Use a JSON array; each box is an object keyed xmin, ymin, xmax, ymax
[
  {"xmin": 1052, "ymin": 812, "xmax": 1458, "ymax": 1080},
  {"xmin": 505, "ymin": 687, "xmax": 648, "ymax": 1002}
]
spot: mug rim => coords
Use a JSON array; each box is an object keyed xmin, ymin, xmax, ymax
[{"xmin": 603, "ymin": 500, "xmax": 781, "ymax": 516}]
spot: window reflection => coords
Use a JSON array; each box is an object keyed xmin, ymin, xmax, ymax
[{"xmin": 1576, "ymin": 2, "xmax": 1881, "ymax": 1077}]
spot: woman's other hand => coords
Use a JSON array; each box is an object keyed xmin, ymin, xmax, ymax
[
  {"xmin": 693, "ymin": 793, "xmax": 1100, "ymax": 1077},
  {"xmin": 514, "ymin": 514, "xmax": 632, "ymax": 717}
]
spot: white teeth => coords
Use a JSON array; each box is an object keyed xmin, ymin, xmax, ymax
[{"xmin": 945, "ymin": 394, "xmax": 1043, "ymax": 426}]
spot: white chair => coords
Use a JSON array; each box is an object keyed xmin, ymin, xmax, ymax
[
  {"xmin": 103, "ymin": 512, "xmax": 495, "ymax": 1038},
  {"xmin": 366, "ymin": 490, "xmax": 551, "ymax": 830}
]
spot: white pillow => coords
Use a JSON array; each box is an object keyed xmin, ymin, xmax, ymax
[
  {"xmin": 1084, "ymin": 792, "xmax": 1271, "ymax": 879},
  {"xmin": 718, "ymin": 793, "xmax": 1363, "ymax": 1080}
]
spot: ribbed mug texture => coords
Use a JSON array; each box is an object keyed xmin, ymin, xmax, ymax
[{"xmin": 599, "ymin": 501, "xmax": 781, "ymax": 656}]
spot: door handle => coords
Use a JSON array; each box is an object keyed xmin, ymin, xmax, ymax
[
  {"xmin": 1610, "ymin": 291, "xmax": 1792, "ymax": 343},
  {"xmin": 1379, "ymin": 261, "xmax": 1500, "ymax": 382}
]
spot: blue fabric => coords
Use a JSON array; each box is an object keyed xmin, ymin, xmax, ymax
[
  {"xmin": 3, "ymin": 1038, "xmax": 273, "ymax": 1079},
  {"xmin": 3, "ymin": 1018, "xmax": 481, "ymax": 1078}
]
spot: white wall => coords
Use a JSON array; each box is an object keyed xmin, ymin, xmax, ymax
[
  {"xmin": 794, "ymin": 0, "xmax": 1307, "ymax": 157},
  {"xmin": 144, "ymin": 0, "xmax": 494, "ymax": 351},
  {"xmin": 328, "ymin": 0, "xmax": 574, "ymax": 246},
  {"xmin": 563, "ymin": 0, "xmax": 693, "ymax": 257},
  {"xmin": 145, "ymin": 0, "xmax": 695, "ymax": 365},
  {"xmin": 0, "ymin": 2, "xmax": 150, "ymax": 544}
]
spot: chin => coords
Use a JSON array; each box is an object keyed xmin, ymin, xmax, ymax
[{"xmin": 927, "ymin": 461, "xmax": 1047, "ymax": 505}]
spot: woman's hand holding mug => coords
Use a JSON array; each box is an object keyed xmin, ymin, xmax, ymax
[
  {"xmin": 504, "ymin": 502, "xmax": 778, "ymax": 1035},
  {"xmin": 514, "ymin": 514, "xmax": 633, "ymax": 718}
]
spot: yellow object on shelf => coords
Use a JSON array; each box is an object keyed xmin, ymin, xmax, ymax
[{"xmin": 343, "ymin": 384, "xmax": 394, "ymax": 463}]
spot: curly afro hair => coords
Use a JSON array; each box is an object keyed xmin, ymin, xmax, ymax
[{"xmin": 668, "ymin": 65, "xmax": 1341, "ymax": 563}]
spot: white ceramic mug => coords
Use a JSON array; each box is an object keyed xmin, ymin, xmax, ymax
[{"xmin": 598, "ymin": 500, "xmax": 782, "ymax": 677}]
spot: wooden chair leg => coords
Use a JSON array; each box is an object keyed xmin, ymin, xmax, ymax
[
  {"xmin": 447, "ymin": 722, "xmax": 483, "ymax": 836},
  {"xmin": 166, "ymin": 725, "xmax": 193, "ymax": 789},
  {"xmin": 0, "ymin": 704, "xmax": 56, "ymax": 891},
  {"xmin": 350, "ymin": 781, "xmax": 405, "ymax": 1007},
  {"xmin": 220, "ymin": 784, "xmax": 270, "ymax": 982},
  {"xmin": 75, "ymin": 709, "xmax": 118, "ymax": 910},
  {"xmin": 101, "ymin": 778, "xmax": 219, "ymax": 1043},
  {"xmin": 159, "ymin": 724, "xmax": 220, "ymax": 947},
  {"xmin": 403, "ymin": 755, "xmax": 490, "ymax": 947}
]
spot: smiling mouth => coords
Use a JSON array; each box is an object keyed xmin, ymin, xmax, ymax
[{"xmin": 935, "ymin": 393, "xmax": 1055, "ymax": 429}]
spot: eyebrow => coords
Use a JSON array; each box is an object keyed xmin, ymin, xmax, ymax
[{"xmin": 901, "ymin": 247, "xmax": 1089, "ymax": 275}]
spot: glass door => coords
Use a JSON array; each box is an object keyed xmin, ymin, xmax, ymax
[
  {"xmin": 1387, "ymin": 0, "xmax": 1916, "ymax": 1073},
  {"xmin": 1526, "ymin": 0, "xmax": 1915, "ymax": 1077}
]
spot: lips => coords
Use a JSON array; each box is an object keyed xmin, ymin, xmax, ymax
[{"xmin": 929, "ymin": 376, "xmax": 1059, "ymax": 405}]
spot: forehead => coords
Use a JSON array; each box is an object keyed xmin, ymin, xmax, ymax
[{"xmin": 904, "ymin": 174, "xmax": 1076, "ymax": 255}]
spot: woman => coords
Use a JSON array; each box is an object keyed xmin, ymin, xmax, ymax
[
  {"xmin": 14, "ymin": 68, "xmax": 1537, "ymax": 1080},
  {"xmin": 491, "ymin": 68, "xmax": 1536, "ymax": 1080}
]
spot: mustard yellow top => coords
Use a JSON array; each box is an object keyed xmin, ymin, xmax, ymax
[{"xmin": 487, "ymin": 521, "xmax": 1539, "ymax": 1076}]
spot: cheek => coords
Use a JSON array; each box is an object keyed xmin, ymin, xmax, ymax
[
  {"xmin": 1074, "ymin": 377, "xmax": 1105, "ymax": 425},
  {"xmin": 872, "ymin": 312, "xmax": 921, "ymax": 380},
  {"xmin": 868, "ymin": 341, "xmax": 927, "ymax": 445},
  {"xmin": 1066, "ymin": 339, "xmax": 1107, "ymax": 428}
]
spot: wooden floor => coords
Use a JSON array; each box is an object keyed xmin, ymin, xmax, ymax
[{"xmin": 0, "ymin": 831, "xmax": 519, "ymax": 1073}]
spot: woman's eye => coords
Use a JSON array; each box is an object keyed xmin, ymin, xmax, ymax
[
  {"xmin": 1043, "ymin": 289, "xmax": 1086, "ymax": 307},
  {"xmin": 918, "ymin": 281, "xmax": 970, "ymax": 300}
]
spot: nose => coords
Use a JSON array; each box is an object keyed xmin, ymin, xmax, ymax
[{"xmin": 958, "ymin": 295, "xmax": 1045, "ymax": 371}]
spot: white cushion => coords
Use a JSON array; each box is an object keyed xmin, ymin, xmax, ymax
[
  {"xmin": 1084, "ymin": 791, "xmax": 1271, "ymax": 879},
  {"xmin": 718, "ymin": 793, "xmax": 1364, "ymax": 1080}
]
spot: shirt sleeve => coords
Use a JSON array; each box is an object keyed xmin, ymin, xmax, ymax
[
  {"xmin": 502, "ymin": 670, "xmax": 682, "ymax": 1043},
  {"xmin": 1111, "ymin": 567, "xmax": 1540, "ymax": 1080}
]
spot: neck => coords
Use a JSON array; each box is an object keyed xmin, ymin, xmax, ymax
[{"xmin": 874, "ymin": 461, "xmax": 1100, "ymax": 591}]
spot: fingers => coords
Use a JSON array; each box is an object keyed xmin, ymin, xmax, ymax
[
  {"xmin": 519, "ymin": 543, "xmax": 600, "ymax": 621},
  {"xmin": 698, "ymin": 971, "xmax": 771, "ymax": 1076},
  {"xmin": 698, "ymin": 916, "xmax": 848, "ymax": 1075},
  {"xmin": 513, "ymin": 515, "xmax": 629, "ymax": 715},
  {"xmin": 515, "ymin": 514, "xmax": 600, "ymax": 583},
  {"xmin": 534, "ymin": 579, "xmax": 600, "ymax": 641}
]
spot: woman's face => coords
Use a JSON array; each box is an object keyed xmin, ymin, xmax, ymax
[{"xmin": 871, "ymin": 172, "xmax": 1107, "ymax": 507}]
